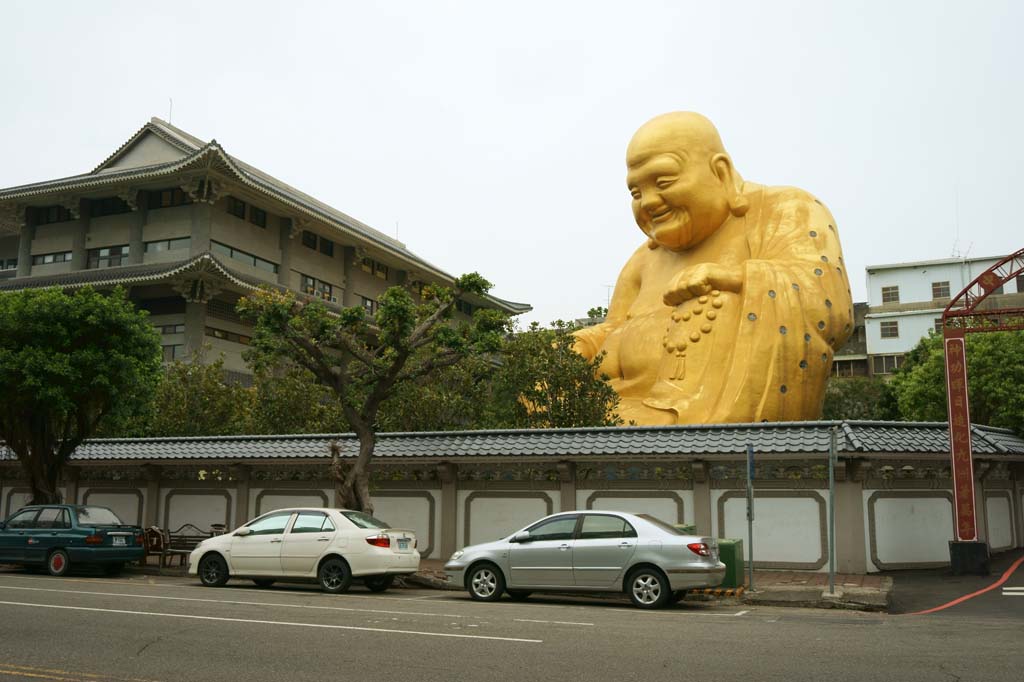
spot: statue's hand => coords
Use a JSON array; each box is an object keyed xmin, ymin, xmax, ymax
[{"xmin": 663, "ymin": 263, "xmax": 743, "ymax": 306}]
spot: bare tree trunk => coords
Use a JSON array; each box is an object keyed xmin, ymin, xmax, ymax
[
  {"xmin": 21, "ymin": 440, "xmax": 63, "ymax": 505},
  {"xmin": 330, "ymin": 431, "xmax": 376, "ymax": 515}
]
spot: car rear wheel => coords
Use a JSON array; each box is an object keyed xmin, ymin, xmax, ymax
[
  {"xmin": 47, "ymin": 549, "xmax": 70, "ymax": 577},
  {"xmin": 198, "ymin": 554, "xmax": 230, "ymax": 587},
  {"xmin": 252, "ymin": 578, "xmax": 275, "ymax": 588},
  {"xmin": 467, "ymin": 563, "xmax": 505, "ymax": 602},
  {"xmin": 364, "ymin": 575, "xmax": 394, "ymax": 593},
  {"xmin": 318, "ymin": 557, "xmax": 352, "ymax": 594},
  {"xmin": 627, "ymin": 567, "xmax": 671, "ymax": 609}
]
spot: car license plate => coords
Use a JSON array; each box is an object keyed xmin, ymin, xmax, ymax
[
  {"xmin": 112, "ymin": 536, "xmax": 126, "ymax": 546},
  {"xmin": 397, "ymin": 539, "xmax": 409, "ymax": 550}
]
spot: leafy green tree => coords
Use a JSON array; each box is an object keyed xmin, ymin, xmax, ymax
[
  {"xmin": 822, "ymin": 377, "xmax": 898, "ymax": 421},
  {"xmin": 0, "ymin": 287, "xmax": 161, "ymax": 503},
  {"xmin": 376, "ymin": 356, "xmax": 502, "ymax": 432},
  {"xmin": 237, "ymin": 275, "xmax": 508, "ymax": 513},
  {"xmin": 250, "ymin": 366, "xmax": 347, "ymax": 434},
  {"xmin": 890, "ymin": 331, "xmax": 1024, "ymax": 434},
  {"xmin": 142, "ymin": 354, "xmax": 254, "ymax": 437},
  {"xmin": 497, "ymin": 320, "xmax": 622, "ymax": 428}
]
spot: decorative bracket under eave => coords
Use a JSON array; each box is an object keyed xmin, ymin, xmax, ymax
[{"xmin": 171, "ymin": 275, "xmax": 223, "ymax": 304}]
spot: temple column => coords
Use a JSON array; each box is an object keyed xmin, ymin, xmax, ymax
[
  {"xmin": 16, "ymin": 224, "xmax": 33, "ymax": 278},
  {"xmin": 127, "ymin": 190, "xmax": 147, "ymax": 265},
  {"xmin": 69, "ymin": 199, "xmax": 89, "ymax": 271},
  {"xmin": 342, "ymin": 246, "xmax": 356, "ymax": 307},
  {"xmin": 184, "ymin": 301, "xmax": 207, "ymax": 358},
  {"xmin": 232, "ymin": 465, "xmax": 252, "ymax": 528},
  {"xmin": 142, "ymin": 465, "xmax": 162, "ymax": 527},
  {"xmin": 189, "ymin": 202, "xmax": 212, "ymax": 255},
  {"xmin": 835, "ymin": 458, "xmax": 868, "ymax": 574},
  {"xmin": 557, "ymin": 461, "xmax": 576, "ymax": 512},
  {"xmin": 278, "ymin": 218, "xmax": 293, "ymax": 287},
  {"xmin": 692, "ymin": 461, "xmax": 712, "ymax": 535},
  {"xmin": 438, "ymin": 462, "xmax": 459, "ymax": 557}
]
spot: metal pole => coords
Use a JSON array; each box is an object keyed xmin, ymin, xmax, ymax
[
  {"xmin": 828, "ymin": 427, "xmax": 837, "ymax": 595},
  {"xmin": 746, "ymin": 443, "xmax": 755, "ymax": 593}
]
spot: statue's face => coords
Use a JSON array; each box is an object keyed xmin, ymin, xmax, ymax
[{"xmin": 626, "ymin": 148, "xmax": 731, "ymax": 251}]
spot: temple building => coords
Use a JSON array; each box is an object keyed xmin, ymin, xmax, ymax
[{"xmin": 0, "ymin": 118, "xmax": 530, "ymax": 384}]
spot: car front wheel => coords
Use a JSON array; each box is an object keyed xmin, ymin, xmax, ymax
[
  {"xmin": 467, "ymin": 563, "xmax": 505, "ymax": 602},
  {"xmin": 627, "ymin": 567, "xmax": 671, "ymax": 609},
  {"xmin": 47, "ymin": 549, "xmax": 70, "ymax": 577},
  {"xmin": 318, "ymin": 557, "xmax": 352, "ymax": 594},
  {"xmin": 198, "ymin": 554, "xmax": 230, "ymax": 587}
]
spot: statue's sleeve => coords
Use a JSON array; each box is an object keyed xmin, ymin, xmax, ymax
[
  {"xmin": 572, "ymin": 244, "xmax": 645, "ymax": 360},
  {"xmin": 709, "ymin": 189, "xmax": 854, "ymax": 422}
]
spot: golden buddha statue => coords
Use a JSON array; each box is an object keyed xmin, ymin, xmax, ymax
[{"xmin": 573, "ymin": 112, "xmax": 853, "ymax": 425}]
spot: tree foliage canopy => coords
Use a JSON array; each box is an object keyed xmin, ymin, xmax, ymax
[
  {"xmin": 822, "ymin": 376, "xmax": 898, "ymax": 421},
  {"xmin": 0, "ymin": 287, "xmax": 162, "ymax": 502}
]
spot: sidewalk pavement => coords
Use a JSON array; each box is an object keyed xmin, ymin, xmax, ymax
[{"xmin": 403, "ymin": 559, "xmax": 893, "ymax": 612}]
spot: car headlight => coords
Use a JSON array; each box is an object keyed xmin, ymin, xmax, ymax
[{"xmin": 449, "ymin": 550, "xmax": 464, "ymax": 561}]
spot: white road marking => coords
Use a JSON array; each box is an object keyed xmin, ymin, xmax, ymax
[
  {"xmin": 514, "ymin": 619, "xmax": 595, "ymax": 626},
  {"xmin": 1001, "ymin": 587, "xmax": 1024, "ymax": 596},
  {"xmin": 0, "ymin": 600, "xmax": 543, "ymax": 643},
  {"xmin": 0, "ymin": 584, "xmax": 471, "ymax": 619}
]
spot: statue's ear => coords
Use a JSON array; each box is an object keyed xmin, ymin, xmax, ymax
[{"xmin": 711, "ymin": 153, "xmax": 748, "ymax": 217}]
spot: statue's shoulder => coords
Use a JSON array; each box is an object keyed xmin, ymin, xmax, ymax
[{"xmin": 756, "ymin": 184, "xmax": 832, "ymax": 213}]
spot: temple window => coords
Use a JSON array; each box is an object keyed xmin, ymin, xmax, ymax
[
  {"xmin": 31, "ymin": 251, "xmax": 72, "ymax": 265},
  {"xmin": 87, "ymin": 245, "xmax": 130, "ymax": 269},
  {"xmin": 149, "ymin": 188, "xmax": 191, "ymax": 209},
  {"xmin": 145, "ymin": 237, "xmax": 191, "ymax": 253}
]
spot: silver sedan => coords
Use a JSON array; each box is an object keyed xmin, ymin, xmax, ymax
[{"xmin": 444, "ymin": 511, "xmax": 726, "ymax": 609}]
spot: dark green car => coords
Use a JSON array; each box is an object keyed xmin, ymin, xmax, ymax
[{"xmin": 0, "ymin": 505, "xmax": 145, "ymax": 576}]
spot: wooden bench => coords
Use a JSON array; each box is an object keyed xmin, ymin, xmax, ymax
[{"xmin": 158, "ymin": 524, "xmax": 214, "ymax": 571}]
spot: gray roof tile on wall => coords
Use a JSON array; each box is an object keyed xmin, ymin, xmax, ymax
[{"xmin": 2, "ymin": 421, "xmax": 1022, "ymax": 464}]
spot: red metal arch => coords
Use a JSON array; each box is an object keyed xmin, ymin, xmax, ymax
[
  {"xmin": 941, "ymin": 247, "xmax": 1024, "ymax": 543},
  {"xmin": 942, "ymin": 247, "xmax": 1024, "ymax": 334}
]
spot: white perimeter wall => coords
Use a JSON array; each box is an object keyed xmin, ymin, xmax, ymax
[
  {"xmin": 985, "ymin": 493, "xmax": 1014, "ymax": 551},
  {"xmin": 456, "ymin": 491, "xmax": 554, "ymax": 549},
  {"xmin": 81, "ymin": 487, "xmax": 144, "ymax": 525},
  {"xmin": 576, "ymin": 490, "xmax": 692, "ymax": 526},
  {"xmin": 371, "ymin": 492, "xmax": 440, "ymax": 559},
  {"xmin": 713, "ymin": 491, "xmax": 826, "ymax": 569},
  {"xmin": 160, "ymin": 488, "xmax": 235, "ymax": 531},
  {"xmin": 864, "ymin": 492, "xmax": 953, "ymax": 571}
]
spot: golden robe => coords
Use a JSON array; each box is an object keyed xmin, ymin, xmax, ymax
[{"xmin": 574, "ymin": 183, "xmax": 853, "ymax": 425}]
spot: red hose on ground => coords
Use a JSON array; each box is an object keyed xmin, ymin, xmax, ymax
[{"xmin": 905, "ymin": 555, "xmax": 1024, "ymax": 616}]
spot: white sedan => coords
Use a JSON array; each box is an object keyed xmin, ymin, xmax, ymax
[{"xmin": 188, "ymin": 507, "xmax": 419, "ymax": 593}]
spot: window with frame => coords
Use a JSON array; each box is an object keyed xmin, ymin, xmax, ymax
[
  {"xmin": 934, "ymin": 318, "xmax": 944, "ymax": 334},
  {"xmin": 361, "ymin": 257, "xmax": 388, "ymax": 280},
  {"xmin": 526, "ymin": 515, "xmax": 578, "ymax": 542},
  {"xmin": 91, "ymin": 196, "xmax": 131, "ymax": 217},
  {"xmin": 6, "ymin": 509, "xmax": 39, "ymax": 529},
  {"xmin": 227, "ymin": 196, "xmax": 247, "ymax": 220},
  {"xmin": 360, "ymin": 296, "xmax": 377, "ymax": 315},
  {"xmin": 301, "ymin": 230, "xmax": 318, "ymax": 249},
  {"xmin": 455, "ymin": 299, "xmax": 474, "ymax": 316},
  {"xmin": 931, "ymin": 281, "xmax": 950, "ymax": 299},
  {"xmin": 872, "ymin": 354, "xmax": 904, "ymax": 375},
  {"xmin": 31, "ymin": 251, "xmax": 72, "ymax": 265},
  {"xmin": 881, "ymin": 286, "xmax": 900, "ymax": 304},
  {"xmin": 211, "ymin": 241, "xmax": 278, "ymax": 273},
  {"xmin": 246, "ymin": 512, "xmax": 292, "ymax": 536},
  {"xmin": 1, "ymin": 258, "xmax": 17, "ymax": 270},
  {"xmin": 300, "ymin": 274, "xmax": 334, "ymax": 301},
  {"xmin": 879, "ymin": 320, "xmax": 899, "ymax": 339},
  {"xmin": 319, "ymin": 236, "xmax": 334, "ymax": 257},
  {"xmin": 205, "ymin": 326, "xmax": 251, "ymax": 345},
  {"xmin": 248, "ymin": 206, "xmax": 267, "ymax": 228},
  {"xmin": 162, "ymin": 344, "xmax": 185, "ymax": 362},
  {"xmin": 145, "ymin": 237, "xmax": 191, "ymax": 253},
  {"xmin": 35, "ymin": 507, "xmax": 70, "ymax": 529},
  {"xmin": 150, "ymin": 188, "xmax": 191, "ymax": 209},
  {"xmin": 159, "ymin": 324, "xmax": 185, "ymax": 335},
  {"xmin": 87, "ymin": 245, "xmax": 130, "ymax": 269},
  {"xmin": 290, "ymin": 512, "xmax": 332, "ymax": 534},
  {"xmin": 33, "ymin": 205, "xmax": 74, "ymax": 225},
  {"xmin": 578, "ymin": 515, "xmax": 637, "ymax": 540}
]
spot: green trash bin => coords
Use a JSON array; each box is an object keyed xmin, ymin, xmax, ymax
[{"xmin": 716, "ymin": 538, "xmax": 745, "ymax": 589}]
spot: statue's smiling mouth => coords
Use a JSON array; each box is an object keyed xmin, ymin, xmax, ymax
[{"xmin": 650, "ymin": 208, "xmax": 674, "ymax": 223}]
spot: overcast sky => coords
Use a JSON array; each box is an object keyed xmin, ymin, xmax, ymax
[{"xmin": 2, "ymin": 1, "xmax": 1021, "ymax": 325}]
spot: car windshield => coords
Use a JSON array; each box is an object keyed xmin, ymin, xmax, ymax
[
  {"xmin": 341, "ymin": 511, "xmax": 390, "ymax": 529},
  {"xmin": 75, "ymin": 506, "xmax": 124, "ymax": 526},
  {"xmin": 636, "ymin": 514, "xmax": 686, "ymax": 536}
]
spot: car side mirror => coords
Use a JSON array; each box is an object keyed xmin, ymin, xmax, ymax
[
  {"xmin": 0, "ymin": 522, "xmax": 6, "ymax": 530},
  {"xmin": 234, "ymin": 527, "xmax": 252, "ymax": 537},
  {"xmin": 512, "ymin": 531, "xmax": 531, "ymax": 543}
]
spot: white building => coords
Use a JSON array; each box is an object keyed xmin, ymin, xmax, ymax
[{"xmin": 863, "ymin": 255, "xmax": 1023, "ymax": 376}]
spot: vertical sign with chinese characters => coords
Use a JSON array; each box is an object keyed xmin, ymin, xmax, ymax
[{"xmin": 944, "ymin": 334, "xmax": 977, "ymax": 541}]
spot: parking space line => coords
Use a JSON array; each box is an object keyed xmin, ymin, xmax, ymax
[
  {"xmin": 0, "ymin": 663, "xmax": 161, "ymax": 682},
  {"xmin": 514, "ymin": 619, "xmax": 594, "ymax": 626},
  {"xmin": 0, "ymin": 585, "xmax": 472, "ymax": 619},
  {"xmin": 0, "ymin": 601, "xmax": 543, "ymax": 643},
  {"xmin": 1001, "ymin": 587, "xmax": 1024, "ymax": 597}
]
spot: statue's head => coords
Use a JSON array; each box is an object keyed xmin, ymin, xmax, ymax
[{"xmin": 626, "ymin": 112, "xmax": 746, "ymax": 251}]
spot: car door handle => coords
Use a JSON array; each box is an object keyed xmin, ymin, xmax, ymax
[
  {"xmin": 559, "ymin": 544, "xmax": 570, "ymax": 551},
  {"xmin": 619, "ymin": 542, "xmax": 634, "ymax": 548},
  {"xmin": 270, "ymin": 539, "xmax": 283, "ymax": 543},
  {"xmin": 317, "ymin": 538, "xmax": 330, "ymax": 542}
]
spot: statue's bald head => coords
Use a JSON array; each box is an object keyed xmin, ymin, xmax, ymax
[{"xmin": 626, "ymin": 112, "xmax": 727, "ymax": 167}]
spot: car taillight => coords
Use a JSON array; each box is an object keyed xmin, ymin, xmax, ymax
[
  {"xmin": 85, "ymin": 534, "xmax": 104, "ymax": 545},
  {"xmin": 134, "ymin": 533, "xmax": 144, "ymax": 545},
  {"xmin": 687, "ymin": 542, "xmax": 710, "ymax": 557},
  {"xmin": 365, "ymin": 535, "xmax": 390, "ymax": 548}
]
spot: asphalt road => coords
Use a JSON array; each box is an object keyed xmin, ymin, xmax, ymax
[{"xmin": 0, "ymin": 569, "xmax": 1020, "ymax": 682}]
